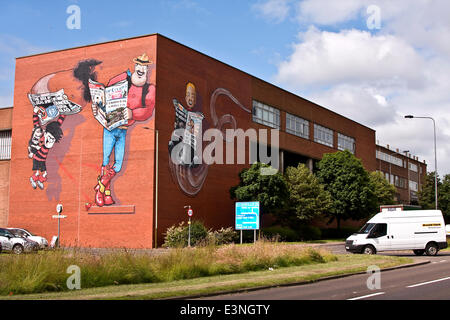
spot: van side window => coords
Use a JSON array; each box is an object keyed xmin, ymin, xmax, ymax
[{"xmin": 370, "ymin": 223, "xmax": 387, "ymax": 238}]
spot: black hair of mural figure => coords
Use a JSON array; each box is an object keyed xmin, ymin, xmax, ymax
[{"xmin": 73, "ymin": 59, "xmax": 103, "ymax": 102}]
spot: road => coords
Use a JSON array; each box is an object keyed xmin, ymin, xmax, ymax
[{"xmin": 202, "ymin": 248, "xmax": 450, "ymax": 300}]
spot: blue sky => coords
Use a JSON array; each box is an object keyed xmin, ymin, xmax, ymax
[{"xmin": 1, "ymin": 0, "xmax": 450, "ymax": 175}]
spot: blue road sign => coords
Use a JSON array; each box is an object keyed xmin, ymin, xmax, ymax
[{"xmin": 235, "ymin": 201, "xmax": 260, "ymax": 230}]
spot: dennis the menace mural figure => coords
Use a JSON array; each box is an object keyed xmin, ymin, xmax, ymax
[{"xmin": 89, "ymin": 53, "xmax": 156, "ymax": 207}]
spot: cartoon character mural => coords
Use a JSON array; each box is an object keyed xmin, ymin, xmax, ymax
[
  {"xmin": 27, "ymin": 79, "xmax": 82, "ymax": 190},
  {"xmin": 75, "ymin": 54, "xmax": 156, "ymax": 208},
  {"xmin": 168, "ymin": 84, "xmax": 251, "ymax": 197}
]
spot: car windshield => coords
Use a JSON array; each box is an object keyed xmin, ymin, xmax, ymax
[
  {"xmin": 9, "ymin": 229, "xmax": 25, "ymax": 237},
  {"xmin": 22, "ymin": 229, "xmax": 34, "ymax": 236},
  {"xmin": 357, "ymin": 223, "xmax": 376, "ymax": 234}
]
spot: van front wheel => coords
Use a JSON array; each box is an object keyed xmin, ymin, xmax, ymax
[
  {"xmin": 425, "ymin": 243, "xmax": 438, "ymax": 256},
  {"xmin": 362, "ymin": 245, "xmax": 376, "ymax": 255}
]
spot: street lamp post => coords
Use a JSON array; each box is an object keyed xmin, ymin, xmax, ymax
[{"xmin": 404, "ymin": 115, "xmax": 438, "ymax": 209}]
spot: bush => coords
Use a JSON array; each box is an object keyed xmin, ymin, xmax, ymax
[
  {"xmin": 163, "ymin": 220, "xmax": 209, "ymax": 248},
  {"xmin": 262, "ymin": 226, "xmax": 299, "ymax": 242},
  {"xmin": 210, "ymin": 227, "xmax": 239, "ymax": 245},
  {"xmin": 297, "ymin": 225, "xmax": 322, "ymax": 241},
  {"xmin": 320, "ymin": 227, "xmax": 359, "ymax": 239}
]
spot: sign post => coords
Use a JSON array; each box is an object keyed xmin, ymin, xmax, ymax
[
  {"xmin": 235, "ymin": 202, "xmax": 260, "ymax": 244},
  {"xmin": 184, "ymin": 205, "xmax": 193, "ymax": 247},
  {"xmin": 52, "ymin": 203, "xmax": 66, "ymax": 248}
]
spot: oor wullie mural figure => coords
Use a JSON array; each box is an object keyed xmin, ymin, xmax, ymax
[
  {"xmin": 76, "ymin": 53, "xmax": 156, "ymax": 208},
  {"xmin": 168, "ymin": 83, "xmax": 251, "ymax": 197}
]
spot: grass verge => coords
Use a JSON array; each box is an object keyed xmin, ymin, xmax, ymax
[{"xmin": 1, "ymin": 252, "xmax": 412, "ymax": 300}]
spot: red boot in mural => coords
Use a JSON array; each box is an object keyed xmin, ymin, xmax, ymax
[
  {"xmin": 94, "ymin": 165, "xmax": 116, "ymax": 207},
  {"xmin": 103, "ymin": 166, "xmax": 116, "ymax": 206}
]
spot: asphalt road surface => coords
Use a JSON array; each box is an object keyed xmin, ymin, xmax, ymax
[{"xmin": 202, "ymin": 248, "xmax": 450, "ymax": 300}]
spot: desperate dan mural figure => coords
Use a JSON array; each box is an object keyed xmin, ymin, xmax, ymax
[{"xmin": 75, "ymin": 53, "xmax": 156, "ymax": 207}]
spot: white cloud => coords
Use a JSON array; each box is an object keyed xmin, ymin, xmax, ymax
[
  {"xmin": 253, "ymin": 0, "xmax": 292, "ymax": 23},
  {"xmin": 269, "ymin": 1, "xmax": 450, "ymax": 175},
  {"xmin": 297, "ymin": 0, "xmax": 367, "ymax": 25},
  {"xmin": 275, "ymin": 27, "xmax": 425, "ymax": 90}
]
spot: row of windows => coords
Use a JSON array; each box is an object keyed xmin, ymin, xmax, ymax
[
  {"xmin": 376, "ymin": 150, "xmax": 404, "ymax": 167},
  {"xmin": 252, "ymin": 100, "xmax": 355, "ymax": 153},
  {"xmin": 379, "ymin": 170, "xmax": 418, "ymax": 191},
  {"xmin": 0, "ymin": 130, "xmax": 11, "ymax": 160}
]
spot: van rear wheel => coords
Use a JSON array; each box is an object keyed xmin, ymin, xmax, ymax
[
  {"xmin": 425, "ymin": 243, "xmax": 438, "ymax": 256},
  {"xmin": 362, "ymin": 245, "xmax": 376, "ymax": 255},
  {"xmin": 413, "ymin": 250, "xmax": 425, "ymax": 256}
]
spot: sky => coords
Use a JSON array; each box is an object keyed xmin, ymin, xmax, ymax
[{"xmin": 1, "ymin": 0, "xmax": 449, "ymax": 176}]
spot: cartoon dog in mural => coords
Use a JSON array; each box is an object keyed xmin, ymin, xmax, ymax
[{"xmin": 89, "ymin": 53, "xmax": 156, "ymax": 207}]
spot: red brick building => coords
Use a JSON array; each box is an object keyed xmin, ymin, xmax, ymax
[
  {"xmin": 376, "ymin": 144, "xmax": 427, "ymax": 205},
  {"xmin": 3, "ymin": 34, "xmax": 420, "ymax": 248}
]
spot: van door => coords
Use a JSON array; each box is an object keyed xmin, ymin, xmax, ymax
[
  {"xmin": 389, "ymin": 222, "xmax": 415, "ymax": 250},
  {"xmin": 367, "ymin": 223, "xmax": 390, "ymax": 251}
]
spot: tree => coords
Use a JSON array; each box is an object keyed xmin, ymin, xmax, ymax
[
  {"xmin": 279, "ymin": 164, "xmax": 332, "ymax": 226},
  {"xmin": 418, "ymin": 171, "xmax": 441, "ymax": 210},
  {"xmin": 316, "ymin": 150, "xmax": 377, "ymax": 229},
  {"xmin": 439, "ymin": 174, "xmax": 450, "ymax": 220},
  {"xmin": 230, "ymin": 162, "xmax": 288, "ymax": 215},
  {"xmin": 369, "ymin": 171, "xmax": 396, "ymax": 207}
]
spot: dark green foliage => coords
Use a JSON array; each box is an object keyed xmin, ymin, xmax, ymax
[
  {"xmin": 320, "ymin": 227, "xmax": 360, "ymax": 239},
  {"xmin": 316, "ymin": 150, "xmax": 378, "ymax": 229},
  {"xmin": 163, "ymin": 220, "xmax": 209, "ymax": 248},
  {"xmin": 230, "ymin": 162, "xmax": 288, "ymax": 215},
  {"xmin": 282, "ymin": 164, "xmax": 333, "ymax": 223},
  {"xmin": 369, "ymin": 171, "xmax": 396, "ymax": 206}
]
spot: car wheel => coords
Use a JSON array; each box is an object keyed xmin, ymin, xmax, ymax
[
  {"xmin": 363, "ymin": 245, "xmax": 376, "ymax": 255},
  {"xmin": 12, "ymin": 244, "xmax": 24, "ymax": 255},
  {"xmin": 413, "ymin": 250, "xmax": 425, "ymax": 256},
  {"xmin": 425, "ymin": 243, "xmax": 438, "ymax": 256}
]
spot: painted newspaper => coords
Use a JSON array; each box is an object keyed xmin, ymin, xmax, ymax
[
  {"xmin": 89, "ymin": 78, "xmax": 129, "ymax": 130},
  {"xmin": 28, "ymin": 89, "xmax": 82, "ymax": 125}
]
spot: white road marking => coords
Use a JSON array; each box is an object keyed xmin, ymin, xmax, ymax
[
  {"xmin": 407, "ymin": 276, "xmax": 450, "ymax": 288},
  {"xmin": 347, "ymin": 292, "xmax": 385, "ymax": 300}
]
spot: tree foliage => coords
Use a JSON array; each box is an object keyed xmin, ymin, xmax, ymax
[
  {"xmin": 418, "ymin": 171, "xmax": 441, "ymax": 210},
  {"xmin": 230, "ymin": 162, "xmax": 288, "ymax": 214},
  {"xmin": 316, "ymin": 150, "xmax": 377, "ymax": 229},
  {"xmin": 369, "ymin": 171, "xmax": 396, "ymax": 207},
  {"xmin": 280, "ymin": 164, "xmax": 333, "ymax": 225}
]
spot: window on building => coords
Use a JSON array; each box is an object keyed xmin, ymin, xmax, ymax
[
  {"xmin": 286, "ymin": 113, "xmax": 309, "ymax": 139},
  {"xmin": 376, "ymin": 150, "xmax": 403, "ymax": 167},
  {"xmin": 409, "ymin": 163, "xmax": 418, "ymax": 173},
  {"xmin": 314, "ymin": 124, "xmax": 333, "ymax": 147},
  {"xmin": 409, "ymin": 180, "xmax": 418, "ymax": 192},
  {"xmin": 338, "ymin": 133, "xmax": 355, "ymax": 154},
  {"xmin": 252, "ymin": 100, "xmax": 280, "ymax": 129},
  {"xmin": 0, "ymin": 130, "xmax": 11, "ymax": 160}
]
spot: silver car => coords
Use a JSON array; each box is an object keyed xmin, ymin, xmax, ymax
[
  {"xmin": 7, "ymin": 228, "xmax": 48, "ymax": 249},
  {"xmin": 0, "ymin": 228, "xmax": 39, "ymax": 254}
]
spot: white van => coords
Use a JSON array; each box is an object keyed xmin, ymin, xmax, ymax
[{"xmin": 345, "ymin": 210, "xmax": 448, "ymax": 256}]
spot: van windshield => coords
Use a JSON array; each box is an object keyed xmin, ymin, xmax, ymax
[{"xmin": 357, "ymin": 223, "xmax": 376, "ymax": 234}]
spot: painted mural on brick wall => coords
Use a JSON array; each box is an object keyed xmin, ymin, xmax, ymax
[
  {"xmin": 75, "ymin": 53, "xmax": 156, "ymax": 209},
  {"xmin": 168, "ymin": 84, "xmax": 251, "ymax": 196},
  {"xmin": 28, "ymin": 74, "xmax": 83, "ymax": 192},
  {"xmin": 27, "ymin": 53, "xmax": 155, "ymax": 209}
]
